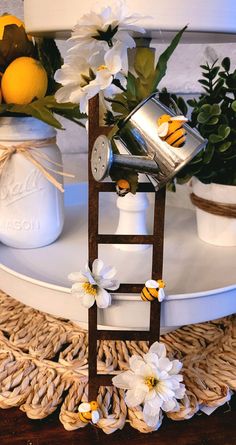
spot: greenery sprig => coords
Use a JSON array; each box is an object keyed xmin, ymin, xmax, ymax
[{"xmin": 176, "ymin": 57, "xmax": 236, "ymax": 186}]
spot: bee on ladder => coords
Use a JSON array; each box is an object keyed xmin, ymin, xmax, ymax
[{"xmin": 141, "ymin": 279, "xmax": 166, "ymax": 302}]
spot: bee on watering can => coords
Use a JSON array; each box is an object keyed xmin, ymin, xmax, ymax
[
  {"xmin": 78, "ymin": 401, "xmax": 100, "ymax": 424},
  {"xmin": 157, "ymin": 114, "xmax": 188, "ymax": 147},
  {"xmin": 115, "ymin": 178, "xmax": 131, "ymax": 197},
  {"xmin": 141, "ymin": 279, "xmax": 166, "ymax": 302}
]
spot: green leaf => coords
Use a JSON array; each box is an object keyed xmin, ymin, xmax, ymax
[
  {"xmin": 211, "ymin": 104, "xmax": 221, "ymax": 115},
  {"xmin": 35, "ymin": 38, "xmax": 63, "ymax": 95},
  {"xmin": 8, "ymin": 102, "xmax": 63, "ymax": 129},
  {"xmin": 203, "ymin": 143, "xmax": 215, "ymax": 164},
  {"xmin": 209, "ymin": 133, "xmax": 223, "ymax": 143},
  {"xmin": 218, "ymin": 141, "xmax": 232, "ymax": 152},
  {"xmin": 198, "ymin": 79, "xmax": 210, "ymax": 87},
  {"xmin": 208, "ymin": 66, "xmax": 220, "ymax": 80},
  {"xmin": 0, "ymin": 96, "xmax": 87, "ymax": 129},
  {"xmin": 218, "ymin": 125, "xmax": 230, "ymax": 139},
  {"xmin": 207, "ymin": 116, "xmax": 219, "ymax": 125},
  {"xmin": 222, "ymin": 57, "xmax": 230, "ymax": 71},
  {"xmin": 197, "ymin": 111, "xmax": 210, "ymax": 124},
  {"xmin": 232, "ymin": 101, "xmax": 236, "ymax": 112},
  {"xmin": 0, "ymin": 24, "xmax": 35, "ymax": 70},
  {"xmin": 133, "ymin": 47, "xmax": 155, "ymax": 80},
  {"xmin": 200, "ymin": 104, "xmax": 211, "ymax": 113},
  {"xmin": 226, "ymin": 75, "xmax": 236, "ymax": 90},
  {"xmin": 187, "ymin": 99, "xmax": 198, "ymax": 108},
  {"xmin": 152, "ymin": 26, "xmax": 187, "ymax": 90}
]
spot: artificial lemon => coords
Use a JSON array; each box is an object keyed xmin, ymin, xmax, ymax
[
  {"xmin": 0, "ymin": 14, "xmax": 25, "ymax": 40},
  {"xmin": 1, "ymin": 57, "xmax": 48, "ymax": 104}
]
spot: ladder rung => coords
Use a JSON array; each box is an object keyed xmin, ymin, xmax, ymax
[
  {"xmin": 97, "ymin": 234, "xmax": 157, "ymax": 244},
  {"xmin": 96, "ymin": 182, "xmax": 155, "ymax": 193},
  {"xmin": 116, "ymin": 283, "xmax": 143, "ymax": 293},
  {"xmin": 97, "ymin": 330, "xmax": 150, "ymax": 341},
  {"xmin": 92, "ymin": 374, "xmax": 113, "ymax": 386}
]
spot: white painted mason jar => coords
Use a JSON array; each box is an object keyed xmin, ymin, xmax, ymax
[{"xmin": 0, "ymin": 117, "xmax": 64, "ymax": 248}]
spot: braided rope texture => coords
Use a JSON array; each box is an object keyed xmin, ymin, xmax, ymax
[{"xmin": 0, "ymin": 291, "xmax": 235, "ymax": 434}]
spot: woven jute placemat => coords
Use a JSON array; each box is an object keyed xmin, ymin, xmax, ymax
[{"xmin": 0, "ymin": 290, "xmax": 235, "ymax": 434}]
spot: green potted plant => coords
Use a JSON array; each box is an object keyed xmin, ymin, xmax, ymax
[{"xmin": 175, "ymin": 57, "xmax": 236, "ymax": 246}]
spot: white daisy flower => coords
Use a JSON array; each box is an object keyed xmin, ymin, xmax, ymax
[
  {"xmin": 112, "ymin": 341, "xmax": 186, "ymax": 428},
  {"xmin": 55, "ymin": 45, "xmax": 126, "ymax": 113},
  {"xmin": 69, "ymin": 0, "xmax": 145, "ymax": 72},
  {"xmin": 68, "ymin": 259, "xmax": 120, "ymax": 309},
  {"xmin": 55, "ymin": 56, "xmax": 101, "ymax": 113}
]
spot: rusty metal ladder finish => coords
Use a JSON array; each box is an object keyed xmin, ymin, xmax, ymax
[{"xmin": 88, "ymin": 96, "xmax": 166, "ymax": 400}]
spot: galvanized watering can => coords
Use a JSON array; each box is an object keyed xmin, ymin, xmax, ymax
[{"xmin": 91, "ymin": 94, "xmax": 207, "ymax": 190}]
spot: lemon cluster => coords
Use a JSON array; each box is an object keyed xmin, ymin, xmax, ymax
[{"xmin": 0, "ymin": 14, "xmax": 48, "ymax": 105}]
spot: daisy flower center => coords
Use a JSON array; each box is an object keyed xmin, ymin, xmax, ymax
[
  {"xmin": 97, "ymin": 65, "xmax": 108, "ymax": 72},
  {"xmin": 82, "ymin": 282, "xmax": 97, "ymax": 296},
  {"xmin": 92, "ymin": 24, "xmax": 119, "ymax": 47},
  {"xmin": 145, "ymin": 376, "xmax": 158, "ymax": 390}
]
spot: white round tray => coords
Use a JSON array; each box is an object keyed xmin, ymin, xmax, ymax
[
  {"xmin": 0, "ymin": 182, "xmax": 235, "ymax": 333},
  {"xmin": 24, "ymin": 0, "xmax": 236, "ymax": 42}
]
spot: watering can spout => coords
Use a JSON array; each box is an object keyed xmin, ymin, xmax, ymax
[{"xmin": 91, "ymin": 95, "xmax": 207, "ymax": 190}]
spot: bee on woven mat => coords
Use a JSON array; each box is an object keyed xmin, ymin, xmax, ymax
[
  {"xmin": 157, "ymin": 114, "xmax": 188, "ymax": 147},
  {"xmin": 78, "ymin": 401, "xmax": 100, "ymax": 424},
  {"xmin": 141, "ymin": 279, "xmax": 166, "ymax": 302}
]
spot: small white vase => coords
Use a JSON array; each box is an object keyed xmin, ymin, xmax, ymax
[
  {"xmin": 0, "ymin": 117, "xmax": 64, "ymax": 248},
  {"xmin": 192, "ymin": 177, "xmax": 236, "ymax": 246},
  {"xmin": 114, "ymin": 192, "xmax": 149, "ymax": 251}
]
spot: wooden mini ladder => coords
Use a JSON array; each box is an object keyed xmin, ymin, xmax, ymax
[{"xmin": 88, "ymin": 96, "xmax": 166, "ymax": 401}]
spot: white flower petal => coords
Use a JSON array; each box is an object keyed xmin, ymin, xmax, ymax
[
  {"xmin": 112, "ymin": 370, "xmax": 134, "ymax": 390},
  {"xmin": 129, "ymin": 355, "xmax": 145, "ymax": 372},
  {"xmin": 96, "ymin": 288, "xmax": 111, "ymax": 308},
  {"xmin": 143, "ymin": 401, "xmax": 162, "ymax": 428},
  {"xmin": 100, "ymin": 265, "xmax": 117, "ymax": 280},
  {"xmin": 55, "ymin": 84, "xmax": 79, "ymax": 103},
  {"xmin": 92, "ymin": 259, "xmax": 105, "ymax": 276},
  {"xmin": 149, "ymin": 341, "xmax": 166, "ymax": 358},
  {"xmin": 162, "ymin": 398, "xmax": 179, "ymax": 412},
  {"xmin": 174, "ymin": 383, "xmax": 186, "ymax": 399},
  {"xmin": 158, "ymin": 357, "xmax": 173, "ymax": 373},
  {"xmin": 82, "ymin": 293, "xmax": 95, "ymax": 308},
  {"xmin": 68, "ymin": 271, "xmax": 86, "ymax": 282},
  {"xmin": 169, "ymin": 359, "xmax": 183, "ymax": 375},
  {"xmin": 125, "ymin": 383, "xmax": 148, "ymax": 407},
  {"xmin": 98, "ymin": 278, "xmax": 120, "ymax": 291}
]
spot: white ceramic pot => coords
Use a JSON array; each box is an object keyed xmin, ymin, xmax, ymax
[
  {"xmin": 192, "ymin": 177, "xmax": 236, "ymax": 246},
  {"xmin": 114, "ymin": 192, "xmax": 149, "ymax": 251},
  {"xmin": 0, "ymin": 117, "xmax": 64, "ymax": 248}
]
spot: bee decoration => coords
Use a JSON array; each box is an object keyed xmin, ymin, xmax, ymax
[
  {"xmin": 141, "ymin": 279, "xmax": 166, "ymax": 302},
  {"xmin": 116, "ymin": 178, "xmax": 131, "ymax": 197},
  {"xmin": 157, "ymin": 114, "xmax": 188, "ymax": 148},
  {"xmin": 78, "ymin": 401, "xmax": 100, "ymax": 424}
]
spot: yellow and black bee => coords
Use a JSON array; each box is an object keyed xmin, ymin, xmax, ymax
[
  {"xmin": 116, "ymin": 178, "xmax": 131, "ymax": 197},
  {"xmin": 141, "ymin": 279, "xmax": 166, "ymax": 302},
  {"xmin": 157, "ymin": 114, "xmax": 188, "ymax": 148},
  {"xmin": 78, "ymin": 401, "xmax": 99, "ymax": 424}
]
